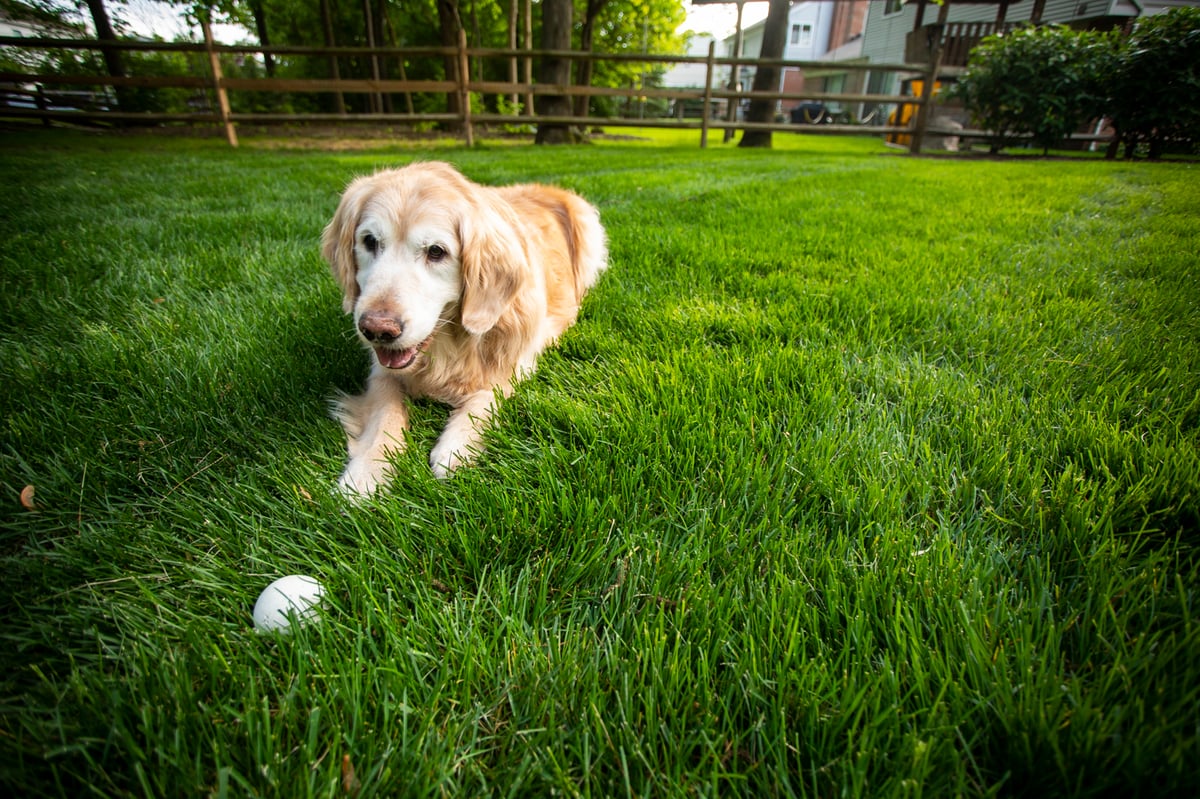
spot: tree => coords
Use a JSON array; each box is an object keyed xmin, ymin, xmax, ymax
[
  {"xmin": 536, "ymin": 0, "xmax": 576, "ymax": 143},
  {"xmin": 584, "ymin": 0, "xmax": 686, "ymax": 118},
  {"xmin": 81, "ymin": 0, "xmax": 130, "ymax": 109},
  {"xmin": 738, "ymin": 0, "xmax": 788, "ymax": 148}
]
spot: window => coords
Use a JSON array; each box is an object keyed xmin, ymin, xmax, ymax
[
  {"xmin": 792, "ymin": 23, "xmax": 813, "ymax": 47},
  {"xmin": 884, "ymin": 0, "xmax": 905, "ymax": 15}
]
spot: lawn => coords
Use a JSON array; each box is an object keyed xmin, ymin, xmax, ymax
[{"xmin": 0, "ymin": 128, "xmax": 1197, "ymax": 798}]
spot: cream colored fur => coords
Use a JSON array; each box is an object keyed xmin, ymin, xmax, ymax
[{"xmin": 321, "ymin": 161, "xmax": 608, "ymax": 496}]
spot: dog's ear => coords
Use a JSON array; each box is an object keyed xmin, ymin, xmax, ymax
[
  {"xmin": 458, "ymin": 194, "xmax": 528, "ymax": 336},
  {"xmin": 321, "ymin": 177, "xmax": 372, "ymax": 314}
]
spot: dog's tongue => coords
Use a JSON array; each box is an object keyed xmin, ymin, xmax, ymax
[{"xmin": 376, "ymin": 346, "xmax": 418, "ymax": 370}]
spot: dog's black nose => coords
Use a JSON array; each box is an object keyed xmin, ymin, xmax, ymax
[{"xmin": 358, "ymin": 311, "xmax": 403, "ymax": 344}]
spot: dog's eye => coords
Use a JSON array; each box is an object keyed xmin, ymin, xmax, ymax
[
  {"xmin": 427, "ymin": 244, "xmax": 447, "ymax": 262},
  {"xmin": 361, "ymin": 233, "xmax": 379, "ymax": 254}
]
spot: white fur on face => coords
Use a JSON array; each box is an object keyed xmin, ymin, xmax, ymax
[{"xmin": 351, "ymin": 212, "xmax": 463, "ymax": 350}]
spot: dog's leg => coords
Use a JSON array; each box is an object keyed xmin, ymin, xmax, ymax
[
  {"xmin": 430, "ymin": 389, "xmax": 497, "ymax": 479},
  {"xmin": 335, "ymin": 374, "xmax": 411, "ymax": 497}
]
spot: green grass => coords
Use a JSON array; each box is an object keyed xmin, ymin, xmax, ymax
[{"xmin": 1, "ymin": 127, "xmax": 1197, "ymax": 798}]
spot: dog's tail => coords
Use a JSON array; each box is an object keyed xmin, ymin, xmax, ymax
[{"xmin": 562, "ymin": 193, "xmax": 609, "ymax": 304}]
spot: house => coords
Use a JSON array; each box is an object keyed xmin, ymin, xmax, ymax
[
  {"xmin": 661, "ymin": 32, "xmax": 724, "ymax": 118},
  {"xmin": 720, "ymin": 0, "xmax": 871, "ymax": 118},
  {"xmin": 665, "ymin": 32, "xmax": 721, "ymax": 89},
  {"xmin": 850, "ymin": 0, "xmax": 1200, "ymax": 146},
  {"xmin": 859, "ymin": 0, "xmax": 1200, "ymax": 98}
]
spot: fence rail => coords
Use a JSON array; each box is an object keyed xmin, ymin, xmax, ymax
[{"xmin": 0, "ymin": 32, "xmax": 1013, "ymax": 151}]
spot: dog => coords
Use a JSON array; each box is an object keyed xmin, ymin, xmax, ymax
[{"xmin": 321, "ymin": 161, "xmax": 608, "ymax": 496}]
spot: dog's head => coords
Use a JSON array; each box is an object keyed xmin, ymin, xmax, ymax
[{"xmin": 321, "ymin": 161, "xmax": 528, "ymax": 370}]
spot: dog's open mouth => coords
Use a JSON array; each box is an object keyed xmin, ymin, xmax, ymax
[{"xmin": 374, "ymin": 337, "xmax": 432, "ymax": 370}]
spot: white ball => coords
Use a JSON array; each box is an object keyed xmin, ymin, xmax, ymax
[{"xmin": 252, "ymin": 575, "xmax": 325, "ymax": 633}]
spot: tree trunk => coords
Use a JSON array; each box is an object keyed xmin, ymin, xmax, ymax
[
  {"xmin": 381, "ymin": 5, "xmax": 413, "ymax": 114},
  {"xmin": 508, "ymin": 0, "xmax": 518, "ymax": 112},
  {"xmin": 536, "ymin": 0, "xmax": 577, "ymax": 144},
  {"xmin": 83, "ymin": 0, "xmax": 130, "ymax": 111},
  {"xmin": 1147, "ymin": 136, "xmax": 1163, "ymax": 161},
  {"xmin": 84, "ymin": 0, "xmax": 123, "ymax": 77},
  {"xmin": 361, "ymin": 0, "xmax": 383, "ymax": 113},
  {"xmin": 523, "ymin": 0, "xmax": 534, "ymax": 116},
  {"xmin": 375, "ymin": 0, "xmax": 393, "ymax": 112},
  {"xmin": 319, "ymin": 0, "xmax": 347, "ymax": 115},
  {"xmin": 738, "ymin": 0, "xmax": 790, "ymax": 148},
  {"xmin": 575, "ymin": 0, "xmax": 607, "ymax": 118},
  {"xmin": 436, "ymin": 0, "xmax": 463, "ymax": 128},
  {"xmin": 250, "ymin": 2, "xmax": 276, "ymax": 77}
]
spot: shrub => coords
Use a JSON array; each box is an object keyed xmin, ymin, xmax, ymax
[
  {"xmin": 951, "ymin": 25, "xmax": 1114, "ymax": 155},
  {"xmin": 1104, "ymin": 7, "xmax": 1200, "ymax": 160}
]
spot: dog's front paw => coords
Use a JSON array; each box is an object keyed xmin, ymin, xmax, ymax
[
  {"xmin": 429, "ymin": 436, "xmax": 484, "ymax": 479},
  {"xmin": 429, "ymin": 440, "xmax": 478, "ymax": 480},
  {"xmin": 430, "ymin": 397, "xmax": 491, "ymax": 479},
  {"xmin": 337, "ymin": 458, "xmax": 391, "ymax": 499}
]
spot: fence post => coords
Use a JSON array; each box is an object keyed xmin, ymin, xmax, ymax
[
  {"xmin": 909, "ymin": 2, "xmax": 949, "ymax": 155},
  {"xmin": 701, "ymin": 40, "xmax": 715, "ymax": 149},
  {"xmin": 458, "ymin": 27, "xmax": 475, "ymax": 147},
  {"xmin": 35, "ymin": 84, "xmax": 50, "ymax": 127},
  {"xmin": 201, "ymin": 19, "xmax": 238, "ymax": 148}
]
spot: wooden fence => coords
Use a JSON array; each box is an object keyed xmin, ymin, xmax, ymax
[{"xmin": 0, "ymin": 29, "xmax": 960, "ymax": 151}]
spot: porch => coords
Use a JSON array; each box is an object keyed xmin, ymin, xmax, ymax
[
  {"xmin": 901, "ymin": 0, "xmax": 1048, "ymax": 68},
  {"xmin": 905, "ymin": 21, "xmax": 1021, "ymax": 67}
]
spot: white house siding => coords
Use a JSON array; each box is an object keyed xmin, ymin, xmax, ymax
[
  {"xmin": 939, "ymin": 1, "xmax": 1037, "ymax": 24},
  {"xmin": 664, "ymin": 33, "xmax": 719, "ymax": 88},
  {"xmin": 724, "ymin": 3, "xmax": 845, "ymax": 61},
  {"xmin": 859, "ymin": 2, "xmax": 920, "ymax": 66},
  {"xmin": 857, "ymin": 2, "xmax": 923, "ymax": 94},
  {"xmin": 722, "ymin": 1, "xmax": 845, "ymax": 94},
  {"xmin": 785, "ymin": 2, "xmax": 837, "ymax": 61}
]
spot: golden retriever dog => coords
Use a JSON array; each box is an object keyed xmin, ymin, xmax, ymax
[{"xmin": 322, "ymin": 161, "xmax": 608, "ymax": 496}]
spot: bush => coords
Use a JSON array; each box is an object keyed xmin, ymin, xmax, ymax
[
  {"xmin": 951, "ymin": 25, "xmax": 1114, "ymax": 155},
  {"xmin": 953, "ymin": 9, "xmax": 1200, "ymax": 159},
  {"xmin": 1105, "ymin": 7, "xmax": 1200, "ymax": 160}
]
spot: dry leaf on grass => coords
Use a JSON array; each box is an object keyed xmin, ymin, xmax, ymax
[{"xmin": 340, "ymin": 754, "xmax": 361, "ymax": 795}]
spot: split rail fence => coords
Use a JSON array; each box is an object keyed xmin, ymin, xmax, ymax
[{"xmin": 1, "ymin": 26, "xmax": 961, "ymax": 152}]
